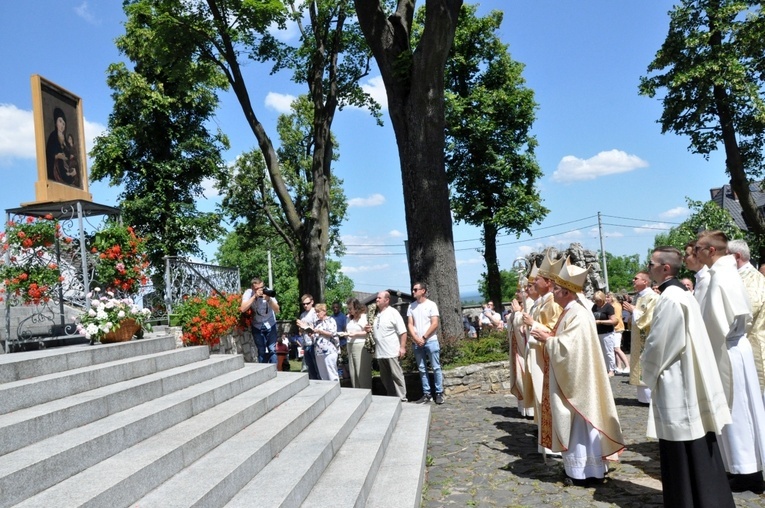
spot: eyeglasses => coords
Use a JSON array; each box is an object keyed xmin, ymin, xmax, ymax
[
  {"xmin": 412, "ymin": 287, "xmax": 422, "ymax": 292},
  {"xmin": 694, "ymin": 245, "xmax": 710, "ymax": 254},
  {"xmin": 302, "ymin": 301, "xmax": 312, "ymax": 306},
  {"xmin": 647, "ymin": 261, "xmax": 664, "ymax": 268}
]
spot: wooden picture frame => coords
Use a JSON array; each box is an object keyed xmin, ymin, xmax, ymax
[{"xmin": 30, "ymin": 75, "xmax": 92, "ymax": 203}]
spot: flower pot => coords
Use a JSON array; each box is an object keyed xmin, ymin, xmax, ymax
[{"xmin": 101, "ymin": 318, "xmax": 141, "ymax": 343}]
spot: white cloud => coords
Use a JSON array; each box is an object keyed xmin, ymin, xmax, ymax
[
  {"xmin": 74, "ymin": 1, "xmax": 100, "ymax": 25},
  {"xmin": 361, "ymin": 76, "xmax": 388, "ymax": 111},
  {"xmin": 456, "ymin": 256, "xmax": 483, "ymax": 267},
  {"xmin": 552, "ymin": 149, "xmax": 648, "ymax": 183},
  {"xmin": 388, "ymin": 229, "xmax": 404, "ymax": 238},
  {"xmin": 0, "ymin": 104, "xmax": 105, "ymax": 165},
  {"xmin": 516, "ymin": 245, "xmax": 535, "ymax": 257},
  {"xmin": 586, "ymin": 227, "xmax": 623, "ymax": 239},
  {"xmin": 265, "ymin": 92, "xmax": 296, "ymax": 114},
  {"xmin": 83, "ymin": 118, "xmax": 106, "ymax": 154},
  {"xmin": 348, "ymin": 193, "xmax": 385, "ymax": 208},
  {"xmin": 201, "ymin": 177, "xmax": 219, "ymax": 198},
  {"xmin": 659, "ymin": 206, "xmax": 689, "ymax": 219},
  {"xmin": 341, "ymin": 264, "xmax": 390, "ymax": 274},
  {"xmin": 0, "ymin": 104, "xmax": 35, "ymax": 161},
  {"xmin": 634, "ymin": 222, "xmax": 672, "ymax": 234}
]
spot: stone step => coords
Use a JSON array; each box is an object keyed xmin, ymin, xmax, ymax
[
  {"xmin": 225, "ymin": 387, "xmax": 373, "ymax": 508},
  {"xmin": 301, "ymin": 394, "xmax": 401, "ymax": 508},
  {"xmin": 0, "ymin": 335, "xmax": 177, "ymax": 383},
  {"xmin": 0, "ymin": 344, "xmax": 211, "ymax": 415},
  {"xmin": 366, "ymin": 403, "xmax": 431, "ymax": 508},
  {"xmin": 135, "ymin": 380, "xmax": 341, "ymax": 507},
  {"xmin": 0, "ymin": 353, "xmax": 244, "ymax": 456},
  {"xmin": 0, "ymin": 363, "xmax": 276, "ymax": 508},
  {"xmin": 15, "ymin": 371, "xmax": 311, "ymax": 508}
]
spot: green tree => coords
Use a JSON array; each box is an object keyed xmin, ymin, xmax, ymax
[
  {"xmin": 639, "ymin": 0, "xmax": 765, "ymax": 262},
  {"xmin": 478, "ymin": 269, "xmax": 519, "ymax": 306},
  {"xmin": 654, "ymin": 197, "xmax": 743, "ymax": 251},
  {"xmin": 90, "ymin": 1, "xmax": 230, "ymax": 271},
  {"xmin": 354, "ymin": 0, "xmax": 464, "ymax": 340},
  {"xmin": 109, "ymin": 0, "xmax": 376, "ymax": 303},
  {"xmin": 443, "ymin": 5, "xmax": 547, "ymax": 308},
  {"xmin": 218, "ymin": 95, "xmax": 348, "ymax": 294},
  {"xmin": 215, "ymin": 230, "xmax": 354, "ymax": 319},
  {"xmin": 603, "ymin": 253, "xmax": 643, "ymax": 293}
]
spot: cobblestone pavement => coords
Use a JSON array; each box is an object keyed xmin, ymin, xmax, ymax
[{"xmin": 423, "ymin": 372, "xmax": 765, "ymax": 507}]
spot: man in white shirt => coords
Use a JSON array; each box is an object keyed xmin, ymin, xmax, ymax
[
  {"xmin": 367, "ymin": 291, "xmax": 408, "ymax": 401},
  {"xmin": 407, "ymin": 282, "xmax": 443, "ymax": 405}
]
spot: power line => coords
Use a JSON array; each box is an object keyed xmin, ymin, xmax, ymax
[{"xmin": 601, "ymin": 213, "xmax": 684, "ymax": 225}]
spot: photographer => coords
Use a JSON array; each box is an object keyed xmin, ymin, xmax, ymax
[{"xmin": 240, "ymin": 277, "xmax": 280, "ymax": 364}]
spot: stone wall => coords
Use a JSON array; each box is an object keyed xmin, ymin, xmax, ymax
[{"xmin": 442, "ymin": 361, "xmax": 512, "ymax": 396}]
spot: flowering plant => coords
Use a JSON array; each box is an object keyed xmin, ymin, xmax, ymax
[
  {"xmin": 76, "ymin": 288, "xmax": 152, "ymax": 342},
  {"xmin": 173, "ymin": 293, "xmax": 243, "ymax": 347},
  {"xmin": 91, "ymin": 222, "xmax": 149, "ymax": 294},
  {"xmin": 0, "ymin": 215, "xmax": 68, "ymax": 305}
]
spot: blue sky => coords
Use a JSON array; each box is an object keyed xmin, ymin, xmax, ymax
[{"xmin": 1, "ymin": 1, "xmax": 730, "ymax": 296}]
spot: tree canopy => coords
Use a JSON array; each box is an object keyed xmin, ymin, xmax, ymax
[
  {"xmin": 90, "ymin": 0, "xmax": 230, "ymax": 271},
  {"xmin": 100, "ymin": 0, "xmax": 376, "ymax": 302},
  {"xmin": 639, "ymin": 0, "xmax": 765, "ymax": 260},
  {"xmin": 443, "ymin": 4, "xmax": 547, "ymax": 308}
]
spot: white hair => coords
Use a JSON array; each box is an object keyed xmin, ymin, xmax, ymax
[{"xmin": 728, "ymin": 239, "xmax": 751, "ymax": 261}]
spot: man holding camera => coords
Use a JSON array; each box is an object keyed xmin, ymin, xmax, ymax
[{"xmin": 240, "ymin": 277, "xmax": 280, "ymax": 364}]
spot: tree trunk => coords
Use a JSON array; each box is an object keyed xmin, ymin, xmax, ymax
[
  {"xmin": 355, "ymin": 0, "xmax": 464, "ymax": 341},
  {"xmin": 483, "ymin": 222, "xmax": 502, "ymax": 309}
]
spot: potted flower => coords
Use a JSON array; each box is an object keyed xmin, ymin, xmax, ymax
[
  {"xmin": 173, "ymin": 293, "xmax": 242, "ymax": 348},
  {"xmin": 0, "ymin": 215, "xmax": 67, "ymax": 305},
  {"xmin": 90, "ymin": 222, "xmax": 149, "ymax": 294},
  {"xmin": 77, "ymin": 288, "xmax": 152, "ymax": 343}
]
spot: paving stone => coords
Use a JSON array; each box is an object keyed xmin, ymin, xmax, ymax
[{"xmin": 423, "ymin": 368, "xmax": 765, "ymax": 507}]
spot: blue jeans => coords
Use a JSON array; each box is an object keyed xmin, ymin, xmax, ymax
[
  {"xmin": 303, "ymin": 344, "xmax": 320, "ymax": 380},
  {"xmin": 414, "ymin": 340, "xmax": 443, "ymax": 395},
  {"xmin": 253, "ymin": 324, "xmax": 278, "ymax": 364}
]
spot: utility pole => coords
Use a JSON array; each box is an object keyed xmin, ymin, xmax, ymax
[{"xmin": 597, "ymin": 211, "xmax": 609, "ymax": 293}]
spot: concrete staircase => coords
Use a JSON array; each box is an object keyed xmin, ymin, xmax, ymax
[{"xmin": 0, "ymin": 333, "xmax": 430, "ymax": 507}]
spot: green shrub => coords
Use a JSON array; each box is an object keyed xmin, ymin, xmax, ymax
[{"xmin": 401, "ymin": 331, "xmax": 508, "ymax": 372}]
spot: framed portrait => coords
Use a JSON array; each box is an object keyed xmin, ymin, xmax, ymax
[{"xmin": 31, "ymin": 75, "xmax": 92, "ymax": 203}]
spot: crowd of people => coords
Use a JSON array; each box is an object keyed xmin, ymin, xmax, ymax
[
  {"xmin": 239, "ymin": 230, "xmax": 765, "ymax": 505},
  {"xmin": 505, "ymin": 233, "xmax": 765, "ymax": 505},
  {"xmin": 239, "ymin": 279, "xmax": 445, "ymax": 405}
]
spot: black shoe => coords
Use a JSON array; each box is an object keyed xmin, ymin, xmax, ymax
[
  {"xmin": 562, "ymin": 475, "xmax": 588, "ymax": 487},
  {"xmin": 729, "ymin": 472, "xmax": 765, "ymax": 493},
  {"xmin": 434, "ymin": 393, "xmax": 444, "ymax": 405},
  {"xmin": 413, "ymin": 394, "xmax": 432, "ymax": 404}
]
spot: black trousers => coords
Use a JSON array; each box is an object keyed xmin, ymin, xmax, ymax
[{"xmin": 659, "ymin": 433, "xmax": 734, "ymax": 508}]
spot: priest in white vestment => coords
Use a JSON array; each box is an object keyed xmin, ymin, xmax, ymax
[
  {"xmin": 696, "ymin": 230, "xmax": 765, "ymax": 493},
  {"xmin": 623, "ymin": 271, "xmax": 659, "ymax": 404},
  {"xmin": 507, "ymin": 286, "xmax": 533, "ymax": 417},
  {"xmin": 642, "ymin": 246, "xmax": 734, "ymax": 507},
  {"xmin": 531, "ymin": 260, "xmax": 624, "ymax": 486},
  {"xmin": 729, "ymin": 239, "xmax": 765, "ymax": 392},
  {"xmin": 685, "ymin": 240, "xmax": 710, "ymax": 305}
]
